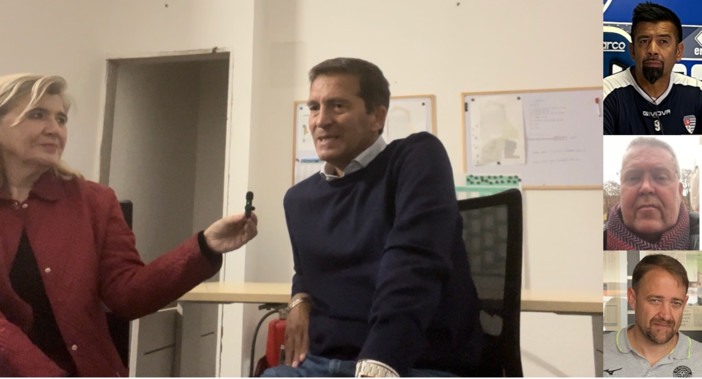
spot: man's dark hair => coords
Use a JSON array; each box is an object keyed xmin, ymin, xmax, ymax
[
  {"xmin": 308, "ymin": 57, "xmax": 390, "ymax": 115},
  {"xmin": 632, "ymin": 254, "xmax": 689, "ymax": 293},
  {"xmin": 631, "ymin": 2, "xmax": 683, "ymax": 44}
]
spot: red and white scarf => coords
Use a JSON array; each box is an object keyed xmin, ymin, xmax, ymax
[{"xmin": 606, "ymin": 202, "xmax": 690, "ymax": 250}]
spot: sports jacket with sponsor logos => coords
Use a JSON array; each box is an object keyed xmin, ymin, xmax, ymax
[
  {"xmin": 603, "ymin": 326, "xmax": 702, "ymax": 377},
  {"xmin": 603, "ymin": 67, "xmax": 702, "ymax": 135}
]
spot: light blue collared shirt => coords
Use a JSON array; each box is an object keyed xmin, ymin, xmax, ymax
[{"xmin": 320, "ymin": 136, "xmax": 387, "ymax": 181}]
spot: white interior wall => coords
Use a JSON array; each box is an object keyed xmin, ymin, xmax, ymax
[
  {"xmin": 0, "ymin": 0, "xmax": 103, "ymax": 177},
  {"xmin": 0, "ymin": 0, "xmax": 602, "ymax": 377}
]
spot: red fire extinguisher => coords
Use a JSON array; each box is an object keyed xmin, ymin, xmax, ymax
[
  {"xmin": 251, "ymin": 303, "xmax": 288, "ymax": 377},
  {"xmin": 265, "ymin": 317, "xmax": 286, "ymax": 367}
]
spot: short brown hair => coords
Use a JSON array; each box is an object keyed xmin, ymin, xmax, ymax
[{"xmin": 632, "ymin": 254, "xmax": 689, "ymax": 293}]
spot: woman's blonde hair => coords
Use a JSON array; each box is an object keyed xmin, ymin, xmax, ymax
[{"xmin": 0, "ymin": 73, "xmax": 82, "ymax": 185}]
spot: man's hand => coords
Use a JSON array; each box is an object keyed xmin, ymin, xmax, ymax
[
  {"xmin": 203, "ymin": 212, "xmax": 258, "ymax": 253},
  {"xmin": 285, "ymin": 293, "xmax": 311, "ymax": 367}
]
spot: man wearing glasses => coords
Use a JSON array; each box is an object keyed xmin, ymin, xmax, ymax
[
  {"xmin": 605, "ymin": 137, "xmax": 699, "ymax": 250},
  {"xmin": 603, "ymin": 2, "xmax": 702, "ymax": 135}
]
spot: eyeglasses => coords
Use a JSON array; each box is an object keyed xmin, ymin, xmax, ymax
[{"xmin": 620, "ymin": 167, "xmax": 678, "ymax": 187}]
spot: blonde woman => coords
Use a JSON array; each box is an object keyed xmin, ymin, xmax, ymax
[{"xmin": 0, "ymin": 74, "xmax": 257, "ymax": 376}]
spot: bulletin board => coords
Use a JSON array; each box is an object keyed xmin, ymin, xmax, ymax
[
  {"xmin": 462, "ymin": 87, "xmax": 603, "ymax": 188},
  {"xmin": 292, "ymin": 95, "xmax": 436, "ymax": 185}
]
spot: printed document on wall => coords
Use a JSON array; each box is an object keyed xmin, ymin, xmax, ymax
[{"xmin": 468, "ymin": 95, "xmax": 526, "ymax": 166}]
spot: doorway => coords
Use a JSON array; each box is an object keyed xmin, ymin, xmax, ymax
[{"xmin": 100, "ymin": 51, "xmax": 230, "ymax": 376}]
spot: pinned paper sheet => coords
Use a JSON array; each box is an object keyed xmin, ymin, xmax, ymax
[
  {"xmin": 383, "ymin": 96, "xmax": 435, "ymax": 142},
  {"xmin": 468, "ymin": 95, "xmax": 526, "ymax": 166}
]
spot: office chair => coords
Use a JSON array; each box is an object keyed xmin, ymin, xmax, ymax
[
  {"xmin": 106, "ymin": 200, "xmax": 133, "ymax": 367},
  {"xmin": 458, "ymin": 189, "xmax": 523, "ymax": 377}
]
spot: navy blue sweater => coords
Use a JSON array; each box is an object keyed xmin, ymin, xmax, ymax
[
  {"xmin": 603, "ymin": 67, "xmax": 702, "ymax": 135},
  {"xmin": 284, "ymin": 132, "xmax": 483, "ymax": 376}
]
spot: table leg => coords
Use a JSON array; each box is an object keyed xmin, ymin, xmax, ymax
[{"xmin": 592, "ymin": 314, "xmax": 603, "ymax": 377}]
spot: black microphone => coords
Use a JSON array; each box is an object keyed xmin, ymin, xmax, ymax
[{"xmin": 245, "ymin": 191, "xmax": 255, "ymax": 218}]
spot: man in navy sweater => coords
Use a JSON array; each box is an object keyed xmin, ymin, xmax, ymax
[
  {"xmin": 603, "ymin": 2, "xmax": 702, "ymax": 135},
  {"xmin": 262, "ymin": 58, "xmax": 483, "ymax": 377}
]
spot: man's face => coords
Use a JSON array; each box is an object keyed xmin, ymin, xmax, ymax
[
  {"xmin": 628, "ymin": 268, "xmax": 688, "ymax": 345},
  {"xmin": 619, "ymin": 145, "xmax": 682, "ymax": 242},
  {"xmin": 630, "ymin": 21, "xmax": 684, "ymax": 85},
  {"xmin": 307, "ymin": 74, "xmax": 386, "ymax": 174}
]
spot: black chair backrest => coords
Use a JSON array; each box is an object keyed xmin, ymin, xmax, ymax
[
  {"xmin": 458, "ymin": 189, "xmax": 523, "ymax": 377},
  {"xmin": 120, "ymin": 200, "xmax": 133, "ymax": 229}
]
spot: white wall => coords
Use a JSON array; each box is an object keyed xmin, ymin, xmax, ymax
[
  {"xmin": 0, "ymin": 0, "xmax": 102, "ymax": 177},
  {"xmin": 0, "ymin": 0, "xmax": 602, "ymax": 376}
]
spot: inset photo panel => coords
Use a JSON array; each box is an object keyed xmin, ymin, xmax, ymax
[
  {"xmin": 603, "ymin": 1, "xmax": 702, "ymax": 135},
  {"xmin": 603, "ymin": 136, "xmax": 702, "ymax": 250},
  {"xmin": 603, "ymin": 251, "xmax": 702, "ymax": 376}
]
